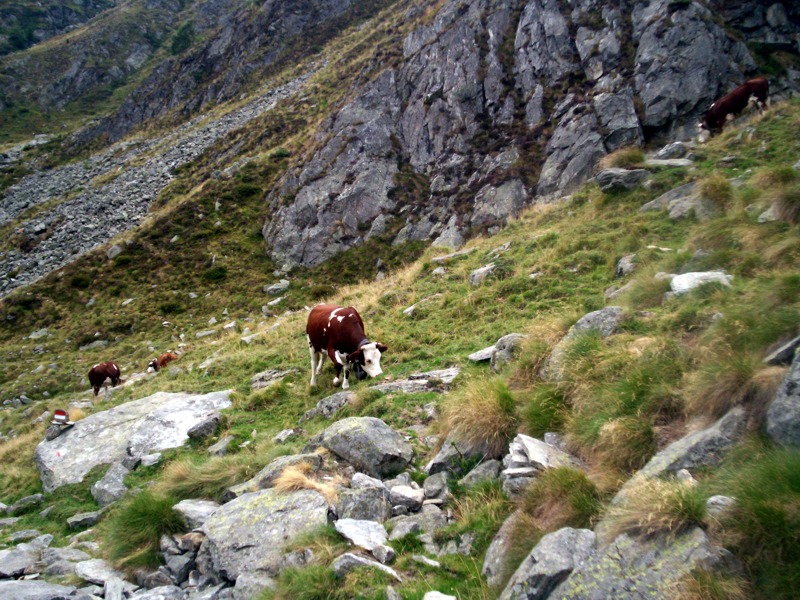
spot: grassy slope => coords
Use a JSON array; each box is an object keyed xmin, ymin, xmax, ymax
[{"xmin": 0, "ymin": 20, "xmax": 798, "ymax": 600}]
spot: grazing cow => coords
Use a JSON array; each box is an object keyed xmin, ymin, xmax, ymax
[
  {"xmin": 148, "ymin": 352, "xmax": 179, "ymax": 373},
  {"xmin": 88, "ymin": 361, "xmax": 121, "ymax": 397},
  {"xmin": 700, "ymin": 77, "xmax": 769, "ymax": 136},
  {"xmin": 306, "ymin": 304, "xmax": 387, "ymax": 389}
]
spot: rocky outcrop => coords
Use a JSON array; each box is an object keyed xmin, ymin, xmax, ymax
[
  {"xmin": 34, "ymin": 390, "xmax": 232, "ymax": 492},
  {"xmin": 766, "ymin": 353, "xmax": 800, "ymax": 446},
  {"xmin": 199, "ymin": 488, "xmax": 329, "ymax": 581}
]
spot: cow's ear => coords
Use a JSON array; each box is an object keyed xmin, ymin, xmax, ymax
[
  {"xmin": 347, "ymin": 348, "xmax": 364, "ymax": 363},
  {"xmin": 376, "ymin": 343, "xmax": 388, "ymax": 353}
]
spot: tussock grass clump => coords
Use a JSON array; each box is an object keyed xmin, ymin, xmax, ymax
[
  {"xmin": 673, "ymin": 569, "xmax": 749, "ymax": 600},
  {"xmin": 773, "ymin": 181, "xmax": 800, "ymax": 224},
  {"xmin": 624, "ymin": 272, "xmax": 673, "ymax": 309},
  {"xmin": 599, "ymin": 146, "xmax": 645, "ymax": 169},
  {"xmin": 713, "ymin": 446, "xmax": 800, "ymax": 599},
  {"xmin": 595, "ymin": 416, "xmax": 657, "ymax": 472},
  {"xmin": 441, "ymin": 378, "xmax": 519, "ymax": 458},
  {"xmin": 442, "ymin": 480, "xmax": 513, "ymax": 558},
  {"xmin": 682, "ymin": 348, "xmax": 779, "ymax": 419},
  {"xmin": 0, "ymin": 428, "xmax": 44, "ymax": 501},
  {"xmin": 521, "ymin": 384, "xmax": 567, "ymax": 438},
  {"xmin": 156, "ymin": 444, "xmax": 287, "ymax": 502},
  {"xmin": 700, "ymin": 173, "xmax": 733, "ymax": 209},
  {"xmin": 100, "ymin": 490, "xmax": 185, "ymax": 570},
  {"xmin": 271, "ymin": 463, "xmax": 340, "ymax": 503},
  {"xmin": 520, "ymin": 467, "xmax": 602, "ymax": 530},
  {"xmin": 602, "ymin": 478, "xmax": 707, "ymax": 540}
]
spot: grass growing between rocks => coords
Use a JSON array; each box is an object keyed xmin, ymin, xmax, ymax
[{"xmin": 99, "ymin": 489, "xmax": 186, "ymax": 570}]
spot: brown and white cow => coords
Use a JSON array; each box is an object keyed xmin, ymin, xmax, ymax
[
  {"xmin": 88, "ymin": 361, "xmax": 121, "ymax": 397},
  {"xmin": 306, "ymin": 304, "xmax": 387, "ymax": 389},
  {"xmin": 700, "ymin": 77, "xmax": 769, "ymax": 137},
  {"xmin": 148, "ymin": 352, "xmax": 179, "ymax": 373}
]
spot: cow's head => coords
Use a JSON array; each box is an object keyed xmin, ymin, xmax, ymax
[
  {"xmin": 348, "ymin": 342, "xmax": 388, "ymax": 378},
  {"xmin": 147, "ymin": 359, "xmax": 159, "ymax": 373}
]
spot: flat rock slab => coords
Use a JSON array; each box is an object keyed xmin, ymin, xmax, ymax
[
  {"xmin": 201, "ymin": 488, "xmax": 328, "ymax": 580},
  {"xmin": 74, "ymin": 558, "xmax": 129, "ymax": 586},
  {"xmin": 334, "ymin": 518, "xmax": 388, "ymax": 552},
  {"xmin": 35, "ymin": 390, "xmax": 232, "ymax": 492},
  {"xmin": 300, "ymin": 392, "xmax": 356, "ymax": 423},
  {"xmin": 0, "ymin": 547, "xmax": 36, "ymax": 578},
  {"xmin": 670, "ymin": 271, "xmax": 733, "ymax": 294},
  {"xmin": 371, "ymin": 368, "xmax": 460, "ymax": 395},
  {"xmin": 0, "ymin": 580, "xmax": 78, "ymax": 599}
]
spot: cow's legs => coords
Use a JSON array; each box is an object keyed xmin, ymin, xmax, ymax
[
  {"xmin": 315, "ymin": 353, "xmax": 325, "ymax": 375},
  {"xmin": 308, "ymin": 336, "xmax": 319, "ymax": 386}
]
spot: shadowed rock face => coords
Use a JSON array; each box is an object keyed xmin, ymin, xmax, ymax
[
  {"xmin": 34, "ymin": 390, "xmax": 232, "ymax": 492},
  {"xmin": 263, "ymin": 0, "xmax": 790, "ymax": 269}
]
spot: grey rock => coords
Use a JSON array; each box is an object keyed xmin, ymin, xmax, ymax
[
  {"xmin": 403, "ymin": 294, "xmax": 443, "ymax": 317},
  {"xmin": 35, "ymin": 390, "xmax": 232, "ymax": 491},
  {"xmin": 201, "ymin": 489, "xmax": 329, "ymax": 580},
  {"xmin": 336, "ymin": 486, "xmax": 393, "ymax": 523},
  {"xmin": 640, "ymin": 182, "xmax": 697, "ymax": 214},
  {"xmin": 75, "ymin": 558, "xmax": 129, "ymax": 586},
  {"xmin": 388, "ymin": 505, "xmax": 448, "ymax": 541},
  {"xmin": 9, "ymin": 529, "xmax": 41, "ymax": 543},
  {"xmin": 615, "ymin": 254, "xmax": 637, "ymax": 278},
  {"xmin": 17, "ymin": 533, "xmax": 54, "ymax": 553},
  {"xmin": 334, "ymin": 518, "xmax": 388, "ymax": 552},
  {"xmin": 423, "ymin": 472, "xmax": 449, "ymax": 500},
  {"xmin": 232, "ymin": 572, "xmax": 275, "ymax": 600},
  {"xmin": 107, "ymin": 245, "xmax": 123, "ymax": 260},
  {"xmin": 372, "ymin": 544, "xmax": 396, "ymax": 564},
  {"xmin": 550, "ymin": 528, "xmax": 738, "ymax": 599},
  {"xmin": 766, "ymin": 354, "xmax": 800, "ymax": 446},
  {"xmin": 304, "ymin": 417, "xmax": 413, "ymax": 479},
  {"xmin": 331, "ymin": 553, "xmax": 402, "ymax": 582},
  {"xmin": 370, "ymin": 368, "xmax": 460, "ymax": 395},
  {"xmin": 8, "ymin": 493, "xmax": 45, "ymax": 515},
  {"xmin": 264, "ymin": 280, "xmax": 290, "ymax": 295},
  {"xmin": 187, "ymin": 414, "xmax": 220, "ymax": 440},
  {"xmin": 541, "ymin": 307, "xmax": 626, "ymax": 382},
  {"xmin": 0, "ymin": 580, "xmax": 79, "ymax": 600},
  {"xmin": 300, "ymin": 392, "xmax": 356, "ymax": 423},
  {"xmin": 423, "ymin": 594, "xmax": 456, "ymax": 600},
  {"xmin": 351, "ymin": 473, "xmax": 386, "ymax": 489},
  {"xmin": 670, "ymin": 271, "xmax": 733, "ymax": 294},
  {"xmin": 91, "ymin": 463, "xmax": 130, "ymax": 507},
  {"xmin": 224, "ymin": 453, "xmax": 322, "ymax": 501},
  {"xmin": 389, "ymin": 485, "xmax": 425, "ymax": 511},
  {"xmin": 653, "ymin": 142, "xmax": 688, "ymax": 160},
  {"xmin": 499, "ymin": 527, "xmax": 596, "ymax": 600},
  {"xmin": 249, "ymin": 369, "xmax": 297, "ymax": 391},
  {"xmin": 207, "ymin": 435, "xmax": 234, "ymax": 457},
  {"xmin": 165, "ymin": 552, "xmax": 195, "ymax": 584},
  {"xmin": 0, "ymin": 547, "xmax": 37, "ymax": 578},
  {"xmin": 483, "ymin": 509, "xmax": 528, "ymax": 588},
  {"xmin": 172, "ymin": 500, "xmax": 220, "ymax": 530},
  {"xmin": 491, "ymin": 333, "xmax": 527, "ymax": 372},
  {"xmin": 764, "ymin": 335, "xmax": 800, "ymax": 365},
  {"xmin": 471, "ymin": 180, "xmax": 528, "ymax": 229},
  {"xmin": 40, "ymin": 547, "xmax": 91, "ymax": 566},
  {"xmin": 129, "ymin": 586, "xmax": 186, "ymax": 599},
  {"xmin": 0, "ymin": 517, "xmax": 21, "ymax": 528},
  {"xmin": 593, "ymin": 89, "xmax": 643, "ymax": 151},
  {"xmin": 431, "ymin": 249, "xmax": 476, "ymax": 264},
  {"xmin": 468, "ymin": 345, "xmax": 496, "ymax": 362},
  {"xmin": 67, "ymin": 510, "xmax": 104, "ymax": 530},
  {"xmin": 469, "ymin": 263, "xmax": 496, "ymax": 286},
  {"xmin": 595, "ymin": 169, "xmax": 650, "ymax": 193},
  {"xmin": 273, "ymin": 428, "xmax": 303, "ymax": 444},
  {"xmin": 706, "ymin": 495, "xmax": 736, "ymax": 518},
  {"xmin": 425, "ymin": 434, "xmax": 490, "ymax": 476},
  {"xmin": 459, "ymin": 460, "xmax": 502, "ymax": 488}
]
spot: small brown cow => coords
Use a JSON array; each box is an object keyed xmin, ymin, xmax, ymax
[
  {"xmin": 148, "ymin": 352, "xmax": 179, "ymax": 372},
  {"xmin": 700, "ymin": 77, "xmax": 769, "ymax": 136},
  {"xmin": 88, "ymin": 361, "xmax": 121, "ymax": 397}
]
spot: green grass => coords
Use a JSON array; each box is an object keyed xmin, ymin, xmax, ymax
[{"xmin": 99, "ymin": 489, "xmax": 186, "ymax": 570}]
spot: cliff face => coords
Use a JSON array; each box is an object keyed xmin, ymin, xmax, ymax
[{"xmin": 262, "ymin": 0, "xmax": 800, "ymax": 271}]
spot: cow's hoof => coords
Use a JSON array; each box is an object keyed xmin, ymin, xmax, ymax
[{"xmin": 333, "ymin": 377, "xmax": 341, "ymax": 386}]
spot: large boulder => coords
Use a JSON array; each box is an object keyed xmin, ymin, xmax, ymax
[
  {"xmin": 766, "ymin": 354, "xmax": 800, "ymax": 446},
  {"xmin": 0, "ymin": 580, "xmax": 78, "ymax": 599},
  {"xmin": 200, "ymin": 488, "xmax": 329, "ymax": 580},
  {"xmin": 550, "ymin": 528, "xmax": 738, "ymax": 599},
  {"xmin": 304, "ymin": 417, "xmax": 413, "ymax": 478},
  {"xmin": 499, "ymin": 528, "xmax": 596, "ymax": 600},
  {"xmin": 35, "ymin": 390, "xmax": 232, "ymax": 492}
]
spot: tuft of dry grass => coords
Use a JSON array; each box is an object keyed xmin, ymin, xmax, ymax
[
  {"xmin": 520, "ymin": 467, "xmax": 602, "ymax": 531},
  {"xmin": 683, "ymin": 349, "xmax": 774, "ymax": 419},
  {"xmin": 700, "ymin": 173, "xmax": 733, "ymax": 209},
  {"xmin": 272, "ymin": 464, "xmax": 340, "ymax": 503},
  {"xmin": 602, "ymin": 477, "xmax": 707, "ymax": 541},
  {"xmin": 599, "ymin": 146, "xmax": 645, "ymax": 170},
  {"xmin": 440, "ymin": 377, "xmax": 520, "ymax": 458},
  {"xmin": 773, "ymin": 182, "xmax": 800, "ymax": 224},
  {"xmin": 673, "ymin": 570, "xmax": 750, "ymax": 600},
  {"xmin": 594, "ymin": 416, "xmax": 657, "ymax": 472}
]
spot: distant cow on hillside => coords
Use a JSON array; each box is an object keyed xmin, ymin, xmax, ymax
[
  {"xmin": 148, "ymin": 352, "xmax": 179, "ymax": 373},
  {"xmin": 700, "ymin": 77, "xmax": 769, "ymax": 137},
  {"xmin": 88, "ymin": 361, "xmax": 122, "ymax": 397},
  {"xmin": 306, "ymin": 304, "xmax": 387, "ymax": 389}
]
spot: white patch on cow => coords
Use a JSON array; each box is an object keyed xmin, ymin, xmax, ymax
[
  {"xmin": 361, "ymin": 342, "xmax": 383, "ymax": 378},
  {"xmin": 334, "ymin": 350, "xmax": 347, "ymax": 366},
  {"xmin": 147, "ymin": 366, "xmax": 155, "ymax": 373},
  {"xmin": 308, "ymin": 334, "xmax": 319, "ymax": 386},
  {"xmin": 93, "ymin": 363, "xmax": 100, "ymax": 369},
  {"xmin": 327, "ymin": 308, "xmax": 342, "ymax": 327},
  {"xmin": 336, "ymin": 316, "xmax": 344, "ymax": 322}
]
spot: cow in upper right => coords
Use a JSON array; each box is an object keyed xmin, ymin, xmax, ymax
[{"xmin": 700, "ymin": 77, "xmax": 769, "ymax": 137}]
